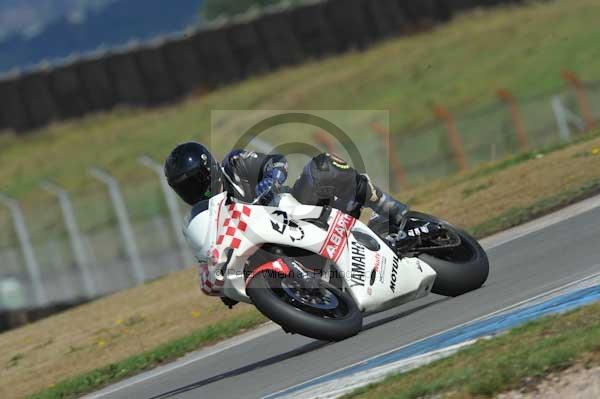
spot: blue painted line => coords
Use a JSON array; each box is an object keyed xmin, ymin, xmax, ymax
[{"xmin": 265, "ymin": 284, "xmax": 600, "ymax": 399}]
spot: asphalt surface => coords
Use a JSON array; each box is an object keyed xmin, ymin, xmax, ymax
[{"xmin": 87, "ymin": 196, "xmax": 600, "ymax": 399}]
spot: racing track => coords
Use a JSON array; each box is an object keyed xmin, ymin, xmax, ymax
[{"xmin": 85, "ymin": 195, "xmax": 600, "ymax": 399}]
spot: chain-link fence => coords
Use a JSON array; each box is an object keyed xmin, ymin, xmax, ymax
[
  {"xmin": 395, "ymin": 83, "xmax": 598, "ymax": 186},
  {"xmin": 1, "ymin": 79, "xmax": 599, "ymax": 313}
]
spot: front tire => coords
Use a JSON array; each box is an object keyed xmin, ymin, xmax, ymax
[{"xmin": 246, "ymin": 270, "xmax": 363, "ymax": 341}]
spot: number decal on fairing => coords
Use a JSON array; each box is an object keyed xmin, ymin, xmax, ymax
[
  {"xmin": 271, "ymin": 211, "xmax": 288, "ymax": 234},
  {"xmin": 271, "ymin": 211, "xmax": 305, "ymax": 242}
]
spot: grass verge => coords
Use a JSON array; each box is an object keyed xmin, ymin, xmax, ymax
[
  {"xmin": 471, "ymin": 176, "xmax": 600, "ymax": 238},
  {"xmin": 342, "ymin": 301, "xmax": 600, "ymax": 399},
  {"xmin": 26, "ymin": 312, "xmax": 265, "ymax": 399},
  {"xmin": 401, "ymin": 132, "xmax": 600, "ymax": 236}
]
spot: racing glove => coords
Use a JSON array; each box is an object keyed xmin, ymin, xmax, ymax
[
  {"xmin": 255, "ymin": 167, "xmax": 287, "ymax": 203},
  {"xmin": 269, "ymin": 168, "xmax": 287, "ymax": 184},
  {"xmin": 256, "ymin": 177, "xmax": 276, "ymax": 202}
]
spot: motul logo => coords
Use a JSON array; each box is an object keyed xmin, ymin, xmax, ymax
[
  {"xmin": 320, "ymin": 212, "xmax": 356, "ymax": 262},
  {"xmin": 390, "ymin": 256, "xmax": 400, "ymax": 292}
]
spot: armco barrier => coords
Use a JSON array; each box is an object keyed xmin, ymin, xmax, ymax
[
  {"xmin": 161, "ymin": 37, "xmax": 205, "ymax": 94},
  {"xmin": 325, "ymin": 0, "xmax": 371, "ymax": 52},
  {"xmin": 255, "ymin": 9, "xmax": 303, "ymax": 69},
  {"xmin": 227, "ymin": 19, "xmax": 273, "ymax": 78},
  {"xmin": 291, "ymin": 1, "xmax": 338, "ymax": 59},
  {"xmin": 0, "ymin": 103, "xmax": 4, "ymax": 132},
  {"xmin": 481, "ymin": 0, "xmax": 522, "ymax": 7},
  {"xmin": 0, "ymin": 0, "xmax": 528, "ymax": 134},
  {"xmin": 193, "ymin": 28, "xmax": 240, "ymax": 88},
  {"xmin": 20, "ymin": 71, "xmax": 59, "ymax": 128},
  {"xmin": 400, "ymin": 0, "xmax": 450, "ymax": 28},
  {"xmin": 77, "ymin": 55, "xmax": 117, "ymax": 111},
  {"xmin": 134, "ymin": 44, "xmax": 179, "ymax": 104},
  {"xmin": 0, "ymin": 78, "xmax": 30, "ymax": 131},
  {"xmin": 362, "ymin": 0, "xmax": 410, "ymax": 39},
  {"xmin": 49, "ymin": 62, "xmax": 90, "ymax": 119},
  {"xmin": 445, "ymin": 0, "xmax": 478, "ymax": 13},
  {"xmin": 0, "ymin": 79, "xmax": 11, "ymax": 131},
  {"xmin": 106, "ymin": 50, "xmax": 148, "ymax": 105}
]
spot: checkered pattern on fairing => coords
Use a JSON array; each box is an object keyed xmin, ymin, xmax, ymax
[{"xmin": 216, "ymin": 203, "xmax": 252, "ymax": 249}]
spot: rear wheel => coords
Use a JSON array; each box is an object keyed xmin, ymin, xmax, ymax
[
  {"xmin": 246, "ymin": 264, "xmax": 363, "ymax": 341},
  {"xmin": 369, "ymin": 211, "xmax": 489, "ymax": 297}
]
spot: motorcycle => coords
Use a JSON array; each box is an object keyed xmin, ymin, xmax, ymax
[{"xmin": 187, "ymin": 190, "xmax": 489, "ymax": 342}]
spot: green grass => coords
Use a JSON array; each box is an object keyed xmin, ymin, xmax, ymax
[
  {"xmin": 343, "ymin": 301, "xmax": 600, "ymax": 399},
  {"xmin": 1, "ymin": 0, "xmax": 600, "ymax": 243},
  {"xmin": 455, "ymin": 129, "xmax": 600, "ymax": 185},
  {"xmin": 26, "ymin": 311, "xmax": 266, "ymax": 399},
  {"xmin": 471, "ymin": 177, "xmax": 600, "ymax": 238}
]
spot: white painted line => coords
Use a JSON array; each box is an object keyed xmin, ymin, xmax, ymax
[
  {"xmin": 481, "ymin": 193, "xmax": 600, "ymax": 250},
  {"xmin": 290, "ymin": 268, "xmax": 600, "ymax": 399},
  {"xmin": 285, "ymin": 339, "xmax": 481, "ymax": 399},
  {"xmin": 82, "ymin": 323, "xmax": 281, "ymax": 399},
  {"xmin": 86, "ymin": 193, "xmax": 600, "ymax": 398},
  {"xmin": 265, "ymin": 267, "xmax": 600, "ymax": 399},
  {"xmin": 288, "ymin": 265, "xmax": 600, "ymax": 399}
]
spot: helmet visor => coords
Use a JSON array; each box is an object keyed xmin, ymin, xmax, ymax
[{"xmin": 170, "ymin": 167, "xmax": 214, "ymax": 205}]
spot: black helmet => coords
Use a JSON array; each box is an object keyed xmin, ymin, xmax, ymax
[{"xmin": 164, "ymin": 142, "xmax": 222, "ymax": 205}]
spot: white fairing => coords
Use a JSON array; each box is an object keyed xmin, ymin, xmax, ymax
[
  {"xmin": 185, "ymin": 206, "xmax": 212, "ymax": 261},
  {"xmin": 342, "ymin": 232, "xmax": 436, "ymax": 313},
  {"xmin": 185, "ymin": 193, "xmax": 437, "ymax": 314}
]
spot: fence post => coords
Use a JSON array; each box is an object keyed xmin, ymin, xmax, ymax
[
  {"xmin": 40, "ymin": 181, "xmax": 97, "ymax": 298},
  {"xmin": 0, "ymin": 193, "xmax": 47, "ymax": 306},
  {"xmin": 89, "ymin": 167, "xmax": 145, "ymax": 284},
  {"xmin": 433, "ymin": 105, "xmax": 469, "ymax": 171},
  {"xmin": 496, "ymin": 88, "xmax": 529, "ymax": 151},
  {"xmin": 138, "ymin": 156, "xmax": 195, "ymax": 268},
  {"xmin": 561, "ymin": 70, "xmax": 597, "ymax": 132},
  {"xmin": 551, "ymin": 96, "xmax": 586, "ymax": 142},
  {"xmin": 371, "ymin": 122, "xmax": 407, "ymax": 190},
  {"xmin": 313, "ymin": 131, "xmax": 337, "ymax": 154}
]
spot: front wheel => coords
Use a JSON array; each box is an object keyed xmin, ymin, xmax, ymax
[
  {"xmin": 246, "ymin": 267, "xmax": 363, "ymax": 341},
  {"xmin": 369, "ymin": 211, "xmax": 489, "ymax": 297}
]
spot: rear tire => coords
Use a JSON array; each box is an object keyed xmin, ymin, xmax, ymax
[
  {"xmin": 369, "ymin": 211, "xmax": 489, "ymax": 297},
  {"xmin": 246, "ymin": 270, "xmax": 363, "ymax": 341}
]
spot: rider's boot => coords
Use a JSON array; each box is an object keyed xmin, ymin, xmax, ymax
[
  {"xmin": 360, "ymin": 174, "xmax": 409, "ymax": 228},
  {"xmin": 368, "ymin": 192, "xmax": 409, "ymax": 228}
]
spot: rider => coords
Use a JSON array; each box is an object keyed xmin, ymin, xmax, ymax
[{"xmin": 164, "ymin": 142, "xmax": 408, "ymax": 296}]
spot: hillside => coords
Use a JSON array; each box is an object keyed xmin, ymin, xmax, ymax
[{"xmin": 0, "ymin": 0, "xmax": 599, "ymax": 239}]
